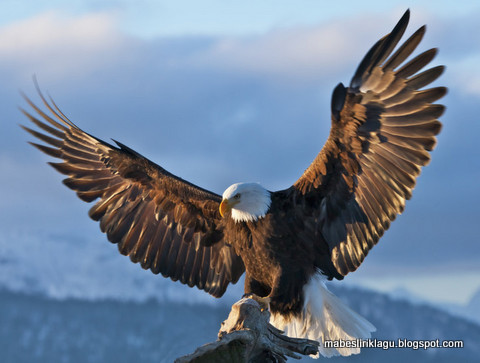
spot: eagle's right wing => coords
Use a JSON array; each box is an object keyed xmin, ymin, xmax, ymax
[
  {"xmin": 21, "ymin": 90, "xmax": 244, "ymax": 297},
  {"xmin": 292, "ymin": 10, "xmax": 445, "ymax": 276}
]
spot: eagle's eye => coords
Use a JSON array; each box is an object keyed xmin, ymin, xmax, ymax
[{"xmin": 234, "ymin": 193, "xmax": 241, "ymax": 200}]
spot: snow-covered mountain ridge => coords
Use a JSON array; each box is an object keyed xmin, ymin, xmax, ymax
[{"xmin": 1, "ymin": 230, "xmax": 479, "ymax": 362}]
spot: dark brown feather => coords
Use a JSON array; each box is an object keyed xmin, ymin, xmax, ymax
[
  {"xmin": 21, "ymin": 91, "xmax": 244, "ymax": 298},
  {"xmin": 383, "ymin": 26, "xmax": 425, "ymax": 70},
  {"xmin": 288, "ymin": 10, "xmax": 445, "ymax": 276}
]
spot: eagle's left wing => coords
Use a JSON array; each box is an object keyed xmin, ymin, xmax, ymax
[
  {"xmin": 21, "ymin": 90, "xmax": 244, "ymax": 298},
  {"xmin": 292, "ymin": 10, "xmax": 445, "ymax": 276}
]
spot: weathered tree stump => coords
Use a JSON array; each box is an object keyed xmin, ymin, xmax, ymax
[{"xmin": 175, "ymin": 297, "xmax": 319, "ymax": 363}]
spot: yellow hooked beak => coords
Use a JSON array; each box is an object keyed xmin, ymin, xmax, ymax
[{"xmin": 219, "ymin": 198, "xmax": 239, "ymax": 217}]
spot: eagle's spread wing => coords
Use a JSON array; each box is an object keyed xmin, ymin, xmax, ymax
[
  {"xmin": 293, "ymin": 10, "xmax": 445, "ymax": 276},
  {"xmin": 21, "ymin": 91, "xmax": 244, "ymax": 297}
]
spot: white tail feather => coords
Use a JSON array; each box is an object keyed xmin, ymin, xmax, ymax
[{"xmin": 270, "ymin": 273, "xmax": 376, "ymax": 358}]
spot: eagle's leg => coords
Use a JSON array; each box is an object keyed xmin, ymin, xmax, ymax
[
  {"xmin": 243, "ymin": 275, "xmax": 271, "ymax": 310},
  {"xmin": 267, "ymin": 270, "xmax": 305, "ymax": 316},
  {"xmin": 242, "ymin": 293, "xmax": 271, "ymax": 310}
]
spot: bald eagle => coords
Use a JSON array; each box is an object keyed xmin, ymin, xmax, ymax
[{"xmin": 22, "ymin": 10, "xmax": 444, "ymax": 358}]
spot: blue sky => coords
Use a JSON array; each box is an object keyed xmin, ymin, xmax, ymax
[
  {"xmin": 0, "ymin": 1, "xmax": 479, "ymax": 305},
  {"xmin": 1, "ymin": 1, "xmax": 479, "ymax": 37}
]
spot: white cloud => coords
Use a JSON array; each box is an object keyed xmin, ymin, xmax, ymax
[
  {"xmin": 0, "ymin": 10, "xmax": 128, "ymax": 79},
  {"xmin": 446, "ymin": 55, "xmax": 480, "ymax": 98},
  {"xmin": 0, "ymin": 9, "xmax": 441, "ymax": 85},
  {"xmin": 189, "ymin": 15, "xmax": 400, "ymax": 82}
]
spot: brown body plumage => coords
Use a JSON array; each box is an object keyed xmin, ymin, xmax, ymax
[{"xmin": 22, "ymin": 10, "xmax": 445, "ymax": 356}]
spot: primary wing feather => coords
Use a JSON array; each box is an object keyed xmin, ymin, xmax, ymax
[
  {"xmin": 21, "ymin": 90, "xmax": 244, "ymax": 297},
  {"xmin": 293, "ymin": 10, "xmax": 445, "ymax": 276}
]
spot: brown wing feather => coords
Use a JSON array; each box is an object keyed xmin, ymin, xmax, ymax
[
  {"xmin": 21, "ymin": 90, "xmax": 244, "ymax": 297},
  {"xmin": 292, "ymin": 10, "xmax": 445, "ymax": 276}
]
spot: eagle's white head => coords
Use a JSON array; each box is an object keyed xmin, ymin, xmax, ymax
[{"xmin": 220, "ymin": 182, "xmax": 271, "ymax": 223}]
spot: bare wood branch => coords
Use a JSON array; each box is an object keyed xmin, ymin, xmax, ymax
[{"xmin": 175, "ymin": 297, "xmax": 319, "ymax": 363}]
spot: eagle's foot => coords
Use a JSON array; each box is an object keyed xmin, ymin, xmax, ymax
[{"xmin": 242, "ymin": 293, "xmax": 271, "ymax": 311}]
